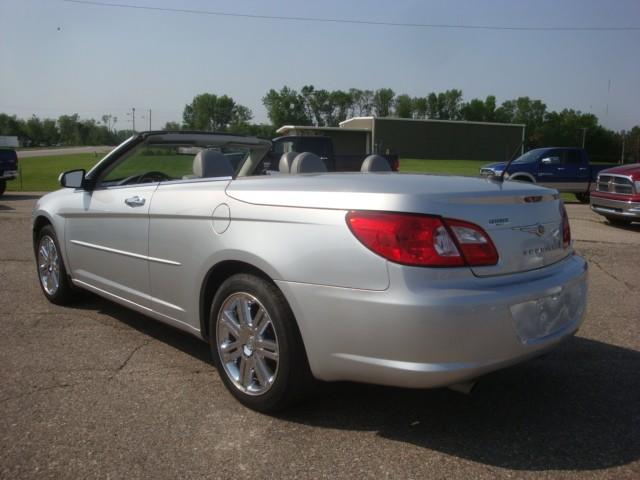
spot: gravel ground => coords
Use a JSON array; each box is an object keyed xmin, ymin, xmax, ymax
[{"xmin": 0, "ymin": 193, "xmax": 638, "ymax": 479}]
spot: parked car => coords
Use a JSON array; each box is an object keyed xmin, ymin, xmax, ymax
[
  {"xmin": 33, "ymin": 131, "xmax": 588, "ymax": 412},
  {"xmin": 590, "ymin": 163, "xmax": 640, "ymax": 225},
  {"xmin": 0, "ymin": 148, "xmax": 18, "ymax": 196},
  {"xmin": 267, "ymin": 135, "xmax": 399, "ymax": 172},
  {"xmin": 480, "ymin": 147, "xmax": 611, "ymax": 203}
]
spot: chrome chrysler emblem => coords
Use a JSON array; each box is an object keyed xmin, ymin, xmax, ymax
[{"xmin": 514, "ymin": 223, "xmax": 546, "ymax": 237}]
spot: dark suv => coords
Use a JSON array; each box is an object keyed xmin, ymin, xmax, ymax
[{"xmin": 0, "ymin": 148, "xmax": 18, "ymax": 195}]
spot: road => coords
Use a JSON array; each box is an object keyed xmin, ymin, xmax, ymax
[
  {"xmin": 0, "ymin": 194, "xmax": 638, "ymax": 479},
  {"xmin": 17, "ymin": 146, "xmax": 113, "ymax": 158}
]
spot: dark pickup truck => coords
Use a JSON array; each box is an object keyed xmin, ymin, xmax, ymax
[
  {"xmin": 266, "ymin": 135, "xmax": 399, "ymax": 172},
  {"xmin": 0, "ymin": 149, "xmax": 19, "ymax": 196},
  {"xmin": 480, "ymin": 147, "xmax": 611, "ymax": 203}
]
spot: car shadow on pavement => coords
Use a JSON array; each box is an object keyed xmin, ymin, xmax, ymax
[
  {"xmin": 603, "ymin": 221, "xmax": 640, "ymax": 232},
  {"xmin": 71, "ymin": 293, "xmax": 211, "ymax": 364},
  {"xmin": 279, "ymin": 336, "xmax": 639, "ymax": 472},
  {"xmin": 66, "ymin": 294, "xmax": 638, "ymax": 472}
]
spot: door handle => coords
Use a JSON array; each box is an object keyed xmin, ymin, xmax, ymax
[
  {"xmin": 124, "ymin": 195, "xmax": 146, "ymax": 207},
  {"xmin": 556, "ymin": 167, "xmax": 565, "ymax": 171}
]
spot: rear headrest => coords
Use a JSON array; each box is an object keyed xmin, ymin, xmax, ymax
[
  {"xmin": 291, "ymin": 152, "xmax": 327, "ymax": 174},
  {"xmin": 193, "ymin": 149, "xmax": 235, "ymax": 178},
  {"xmin": 360, "ymin": 155, "xmax": 391, "ymax": 172},
  {"xmin": 278, "ymin": 152, "xmax": 298, "ymax": 173}
]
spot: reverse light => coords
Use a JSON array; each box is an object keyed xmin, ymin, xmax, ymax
[{"xmin": 346, "ymin": 211, "xmax": 498, "ymax": 267}]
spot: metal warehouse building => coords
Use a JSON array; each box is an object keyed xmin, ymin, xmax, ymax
[{"xmin": 277, "ymin": 116, "xmax": 525, "ymax": 162}]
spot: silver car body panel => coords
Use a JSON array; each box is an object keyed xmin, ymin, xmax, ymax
[{"xmin": 32, "ymin": 134, "xmax": 588, "ymax": 389}]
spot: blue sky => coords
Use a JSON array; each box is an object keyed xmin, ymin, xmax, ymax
[{"xmin": 1, "ymin": 0, "xmax": 638, "ymax": 131}]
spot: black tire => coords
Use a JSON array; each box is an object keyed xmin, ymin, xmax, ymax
[
  {"xmin": 209, "ymin": 273, "xmax": 312, "ymax": 412},
  {"xmin": 605, "ymin": 216, "xmax": 631, "ymax": 227},
  {"xmin": 575, "ymin": 192, "xmax": 590, "ymax": 203},
  {"xmin": 34, "ymin": 225, "xmax": 75, "ymax": 305},
  {"xmin": 0, "ymin": 180, "xmax": 6, "ymax": 196}
]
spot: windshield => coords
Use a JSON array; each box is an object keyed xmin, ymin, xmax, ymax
[{"xmin": 512, "ymin": 149, "xmax": 543, "ymax": 164}]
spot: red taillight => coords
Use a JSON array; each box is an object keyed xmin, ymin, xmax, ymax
[
  {"xmin": 560, "ymin": 202, "xmax": 571, "ymax": 248},
  {"xmin": 391, "ymin": 158, "xmax": 399, "ymax": 172},
  {"xmin": 346, "ymin": 211, "xmax": 498, "ymax": 267}
]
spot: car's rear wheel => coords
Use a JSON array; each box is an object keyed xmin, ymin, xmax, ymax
[
  {"xmin": 0, "ymin": 180, "xmax": 6, "ymax": 196},
  {"xmin": 35, "ymin": 225, "xmax": 75, "ymax": 305},
  {"xmin": 575, "ymin": 192, "xmax": 590, "ymax": 203},
  {"xmin": 209, "ymin": 273, "xmax": 311, "ymax": 412}
]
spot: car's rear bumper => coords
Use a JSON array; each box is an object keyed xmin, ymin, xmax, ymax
[
  {"xmin": 590, "ymin": 195, "xmax": 640, "ymax": 220},
  {"xmin": 0, "ymin": 170, "xmax": 18, "ymax": 180},
  {"xmin": 277, "ymin": 254, "xmax": 588, "ymax": 388}
]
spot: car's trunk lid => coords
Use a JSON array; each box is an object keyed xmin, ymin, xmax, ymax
[{"xmin": 227, "ymin": 173, "xmax": 570, "ymax": 277}]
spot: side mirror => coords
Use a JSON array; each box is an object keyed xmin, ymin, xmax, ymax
[{"xmin": 59, "ymin": 169, "xmax": 86, "ymax": 188}]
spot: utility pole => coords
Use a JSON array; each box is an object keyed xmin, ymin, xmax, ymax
[
  {"xmin": 580, "ymin": 128, "xmax": 587, "ymax": 148},
  {"xmin": 149, "ymin": 109, "xmax": 152, "ymax": 131},
  {"xmin": 132, "ymin": 107, "xmax": 136, "ymax": 133},
  {"xmin": 620, "ymin": 135, "xmax": 625, "ymax": 164}
]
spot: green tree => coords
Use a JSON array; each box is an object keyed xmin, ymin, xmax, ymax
[
  {"xmin": 373, "ymin": 88, "xmax": 395, "ymax": 117},
  {"xmin": 439, "ymin": 89, "xmax": 464, "ymax": 120},
  {"xmin": 349, "ymin": 88, "xmax": 374, "ymax": 117},
  {"xmin": 496, "ymin": 97, "xmax": 547, "ymax": 145},
  {"xmin": 330, "ymin": 90, "xmax": 353, "ymax": 125},
  {"xmin": 182, "ymin": 93, "xmax": 252, "ymax": 131},
  {"xmin": 58, "ymin": 114, "xmax": 80, "ymax": 145},
  {"xmin": 25, "ymin": 115, "xmax": 44, "ymax": 144},
  {"xmin": 461, "ymin": 95, "xmax": 497, "ymax": 122},
  {"xmin": 394, "ymin": 94, "xmax": 414, "ymax": 118},
  {"xmin": 163, "ymin": 121, "xmax": 182, "ymax": 130},
  {"xmin": 412, "ymin": 97, "xmax": 428, "ymax": 119},
  {"xmin": 262, "ymin": 86, "xmax": 310, "ymax": 127},
  {"xmin": 42, "ymin": 119, "xmax": 59, "ymax": 145},
  {"xmin": 0, "ymin": 113, "xmax": 26, "ymax": 138}
]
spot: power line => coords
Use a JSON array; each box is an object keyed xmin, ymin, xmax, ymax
[{"xmin": 63, "ymin": 0, "xmax": 640, "ymax": 32}]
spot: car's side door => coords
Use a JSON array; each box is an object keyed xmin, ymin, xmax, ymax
[
  {"xmin": 538, "ymin": 149, "xmax": 568, "ymax": 187},
  {"xmin": 147, "ymin": 149, "xmax": 242, "ymax": 332},
  {"xmin": 64, "ymin": 151, "xmax": 165, "ymax": 310}
]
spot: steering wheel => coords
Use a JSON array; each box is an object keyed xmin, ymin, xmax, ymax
[{"xmin": 118, "ymin": 171, "xmax": 171, "ymax": 185}]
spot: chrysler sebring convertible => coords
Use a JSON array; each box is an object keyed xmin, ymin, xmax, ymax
[{"xmin": 32, "ymin": 131, "xmax": 588, "ymax": 411}]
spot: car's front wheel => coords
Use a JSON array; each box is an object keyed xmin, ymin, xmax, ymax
[
  {"xmin": 35, "ymin": 225, "xmax": 75, "ymax": 305},
  {"xmin": 209, "ymin": 273, "xmax": 311, "ymax": 412},
  {"xmin": 0, "ymin": 180, "xmax": 6, "ymax": 196}
]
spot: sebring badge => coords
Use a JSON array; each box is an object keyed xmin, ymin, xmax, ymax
[{"xmin": 514, "ymin": 223, "xmax": 546, "ymax": 237}]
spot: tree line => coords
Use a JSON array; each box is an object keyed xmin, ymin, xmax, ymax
[
  {"xmin": 1, "ymin": 86, "xmax": 638, "ymax": 162},
  {"xmin": 0, "ymin": 113, "xmax": 129, "ymax": 147}
]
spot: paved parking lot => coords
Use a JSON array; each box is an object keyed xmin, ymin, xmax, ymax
[{"xmin": 1, "ymin": 193, "xmax": 638, "ymax": 479}]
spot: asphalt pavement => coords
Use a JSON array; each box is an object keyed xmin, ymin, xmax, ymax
[{"xmin": 0, "ymin": 194, "xmax": 638, "ymax": 479}]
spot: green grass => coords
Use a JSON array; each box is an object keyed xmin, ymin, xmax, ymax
[
  {"xmin": 7, "ymin": 153, "xmax": 197, "ymax": 191},
  {"xmin": 400, "ymin": 158, "xmax": 486, "ymax": 176},
  {"xmin": 8, "ymin": 153, "xmax": 103, "ymax": 191}
]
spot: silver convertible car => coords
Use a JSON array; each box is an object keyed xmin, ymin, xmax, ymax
[{"xmin": 33, "ymin": 131, "xmax": 588, "ymax": 411}]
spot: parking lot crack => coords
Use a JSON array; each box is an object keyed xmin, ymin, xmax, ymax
[
  {"xmin": 108, "ymin": 339, "xmax": 150, "ymax": 380},
  {"xmin": 589, "ymin": 258, "xmax": 634, "ymax": 291}
]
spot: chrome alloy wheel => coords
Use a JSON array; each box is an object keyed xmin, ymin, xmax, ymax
[
  {"xmin": 37, "ymin": 235, "xmax": 60, "ymax": 296},
  {"xmin": 216, "ymin": 292, "xmax": 280, "ymax": 396}
]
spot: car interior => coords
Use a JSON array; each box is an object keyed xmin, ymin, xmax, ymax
[{"xmin": 91, "ymin": 133, "xmax": 391, "ymax": 188}]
